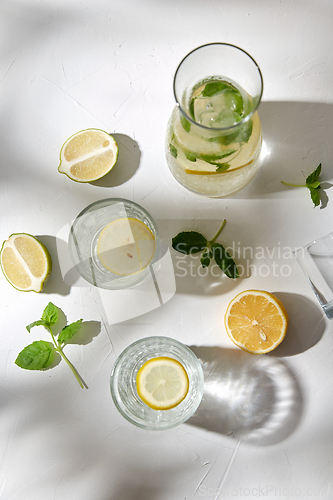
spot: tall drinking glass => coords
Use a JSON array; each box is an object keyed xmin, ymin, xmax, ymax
[{"xmin": 166, "ymin": 43, "xmax": 263, "ymax": 197}]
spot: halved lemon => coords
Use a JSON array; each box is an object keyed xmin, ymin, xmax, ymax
[
  {"xmin": 0, "ymin": 233, "xmax": 52, "ymax": 292},
  {"xmin": 136, "ymin": 357, "xmax": 189, "ymax": 410},
  {"xmin": 224, "ymin": 289, "xmax": 288, "ymax": 354},
  {"xmin": 58, "ymin": 128, "xmax": 118, "ymax": 182},
  {"xmin": 97, "ymin": 218, "xmax": 155, "ymax": 276}
]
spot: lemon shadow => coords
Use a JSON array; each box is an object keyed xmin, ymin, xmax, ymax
[{"xmin": 90, "ymin": 134, "xmax": 141, "ymax": 188}]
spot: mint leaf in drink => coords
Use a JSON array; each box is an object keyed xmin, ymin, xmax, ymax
[
  {"xmin": 184, "ymin": 149, "xmax": 235, "ymax": 166},
  {"xmin": 15, "ymin": 341, "xmax": 55, "ymax": 370},
  {"xmin": 18, "ymin": 304, "xmax": 88, "ymax": 388},
  {"xmin": 211, "ymin": 243, "xmax": 239, "ymax": 279},
  {"xmin": 189, "ymin": 98, "xmax": 196, "ymax": 120},
  {"xmin": 281, "ymin": 163, "xmax": 323, "ymax": 207},
  {"xmin": 41, "ymin": 302, "xmax": 58, "ymax": 326},
  {"xmin": 202, "ymin": 81, "xmax": 230, "ymax": 97},
  {"xmin": 185, "ymin": 151, "xmax": 197, "ymax": 162},
  {"xmin": 172, "ymin": 220, "xmax": 238, "ymax": 279},
  {"xmin": 58, "ymin": 319, "xmax": 83, "ymax": 345},
  {"xmin": 169, "ymin": 144, "xmax": 178, "ymax": 158},
  {"xmin": 172, "ymin": 231, "xmax": 207, "ymax": 254},
  {"xmin": 215, "ymin": 163, "xmax": 230, "ymax": 173},
  {"xmin": 180, "ymin": 115, "xmax": 191, "ymax": 133}
]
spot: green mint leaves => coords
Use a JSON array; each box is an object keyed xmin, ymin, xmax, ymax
[
  {"xmin": 15, "ymin": 302, "xmax": 87, "ymax": 389},
  {"xmin": 281, "ymin": 163, "xmax": 323, "ymax": 207},
  {"xmin": 172, "ymin": 220, "xmax": 239, "ymax": 279}
]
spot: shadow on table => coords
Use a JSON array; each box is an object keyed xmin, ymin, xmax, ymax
[
  {"xmin": 270, "ymin": 292, "xmax": 326, "ymax": 356},
  {"xmin": 187, "ymin": 346, "xmax": 303, "ymax": 446},
  {"xmin": 226, "ymin": 101, "xmax": 333, "ymax": 203},
  {"xmin": 90, "ymin": 134, "xmax": 141, "ymax": 188},
  {"xmin": 37, "ymin": 235, "xmax": 72, "ymax": 295}
]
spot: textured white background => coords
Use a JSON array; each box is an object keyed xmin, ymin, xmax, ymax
[{"xmin": 1, "ymin": 0, "xmax": 333, "ymax": 499}]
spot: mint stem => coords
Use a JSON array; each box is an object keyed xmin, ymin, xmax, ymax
[
  {"xmin": 281, "ymin": 181, "xmax": 306, "ymax": 188},
  {"xmin": 209, "ymin": 219, "xmax": 227, "ymax": 244},
  {"xmin": 46, "ymin": 326, "xmax": 87, "ymax": 389}
]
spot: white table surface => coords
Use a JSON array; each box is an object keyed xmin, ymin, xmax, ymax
[{"xmin": 1, "ymin": 1, "xmax": 333, "ymax": 499}]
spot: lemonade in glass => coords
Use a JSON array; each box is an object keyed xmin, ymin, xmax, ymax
[
  {"xmin": 68, "ymin": 198, "xmax": 159, "ymax": 289},
  {"xmin": 110, "ymin": 336, "xmax": 204, "ymax": 430},
  {"xmin": 166, "ymin": 43, "xmax": 263, "ymax": 197}
]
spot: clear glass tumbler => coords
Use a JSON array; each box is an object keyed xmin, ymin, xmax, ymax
[
  {"xmin": 68, "ymin": 198, "xmax": 160, "ymax": 290},
  {"xmin": 166, "ymin": 43, "xmax": 263, "ymax": 197},
  {"xmin": 295, "ymin": 231, "xmax": 333, "ymax": 319},
  {"xmin": 110, "ymin": 336, "xmax": 204, "ymax": 430}
]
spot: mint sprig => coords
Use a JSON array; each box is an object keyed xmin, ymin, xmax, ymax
[
  {"xmin": 172, "ymin": 220, "xmax": 239, "ymax": 279},
  {"xmin": 16, "ymin": 302, "xmax": 87, "ymax": 389},
  {"xmin": 281, "ymin": 163, "xmax": 322, "ymax": 207}
]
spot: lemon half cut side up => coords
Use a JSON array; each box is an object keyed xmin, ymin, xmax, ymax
[{"xmin": 224, "ymin": 289, "xmax": 288, "ymax": 354}]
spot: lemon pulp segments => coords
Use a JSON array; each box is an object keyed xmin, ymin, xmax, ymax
[
  {"xmin": 97, "ymin": 218, "xmax": 155, "ymax": 276},
  {"xmin": 0, "ymin": 234, "xmax": 52, "ymax": 292},
  {"xmin": 224, "ymin": 289, "xmax": 288, "ymax": 354},
  {"xmin": 136, "ymin": 357, "xmax": 189, "ymax": 410},
  {"xmin": 58, "ymin": 128, "xmax": 118, "ymax": 182}
]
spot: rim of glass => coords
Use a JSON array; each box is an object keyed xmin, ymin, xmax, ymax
[
  {"xmin": 173, "ymin": 42, "xmax": 264, "ymax": 132},
  {"xmin": 71, "ymin": 197, "xmax": 156, "ymax": 222}
]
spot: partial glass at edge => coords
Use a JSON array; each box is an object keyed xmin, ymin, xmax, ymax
[
  {"xmin": 68, "ymin": 198, "xmax": 160, "ymax": 290},
  {"xmin": 166, "ymin": 43, "xmax": 264, "ymax": 197},
  {"xmin": 295, "ymin": 232, "xmax": 333, "ymax": 319},
  {"xmin": 110, "ymin": 336, "xmax": 204, "ymax": 430}
]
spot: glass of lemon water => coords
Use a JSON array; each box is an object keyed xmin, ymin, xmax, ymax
[
  {"xmin": 166, "ymin": 43, "xmax": 263, "ymax": 197},
  {"xmin": 110, "ymin": 336, "xmax": 204, "ymax": 430},
  {"xmin": 68, "ymin": 198, "xmax": 159, "ymax": 289}
]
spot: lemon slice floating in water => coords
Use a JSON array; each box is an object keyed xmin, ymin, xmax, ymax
[
  {"xmin": 97, "ymin": 218, "xmax": 155, "ymax": 276},
  {"xmin": 58, "ymin": 128, "xmax": 118, "ymax": 182},
  {"xmin": 224, "ymin": 289, "xmax": 288, "ymax": 354},
  {"xmin": 0, "ymin": 233, "xmax": 52, "ymax": 292},
  {"xmin": 136, "ymin": 357, "xmax": 189, "ymax": 410}
]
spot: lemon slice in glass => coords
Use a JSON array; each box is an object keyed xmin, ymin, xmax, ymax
[
  {"xmin": 136, "ymin": 357, "xmax": 189, "ymax": 410},
  {"xmin": 97, "ymin": 218, "xmax": 155, "ymax": 276},
  {"xmin": 0, "ymin": 233, "xmax": 52, "ymax": 292},
  {"xmin": 224, "ymin": 289, "xmax": 288, "ymax": 354},
  {"xmin": 58, "ymin": 128, "xmax": 118, "ymax": 182}
]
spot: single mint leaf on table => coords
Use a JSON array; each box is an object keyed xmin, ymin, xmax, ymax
[
  {"xmin": 26, "ymin": 319, "xmax": 49, "ymax": 333},
  {"xmin": 200, "ymin": 250, "xmax": 212, "ymax": 268},
  {"xmin": 281, "ymin": 163, "xmax": 323, "ymax": 208},
  {"xmin": 15, "ymin": 340, "xmax": 55, "ymax": 370},
  {"xmin": 41, "ymin": 302, "xmax": 58, "ymax": 326},
  {"xmin": 306, "ymin": 163, "xmax": 321, "ymax": 185},
  {"xmin": 211, "ymin": 243, "xmax": 239, "ymax": 279},
  {"xmin": 172, "ymin": 220, "xmax": 239, "ymax": 279},
  {"xmin": 58, "ymin": 319, "xmax": 83, "ymax": 345},
  {"xmin": 17, "ymin": 303, "xmax": 88, "ymax": 388},
  {"xmin": 172, "ymin": 232, "xmax": 207, "ymax": 254},
  {"xmin": 308, "ymin": 186, "xmax": 321, "ymax": 207}
]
